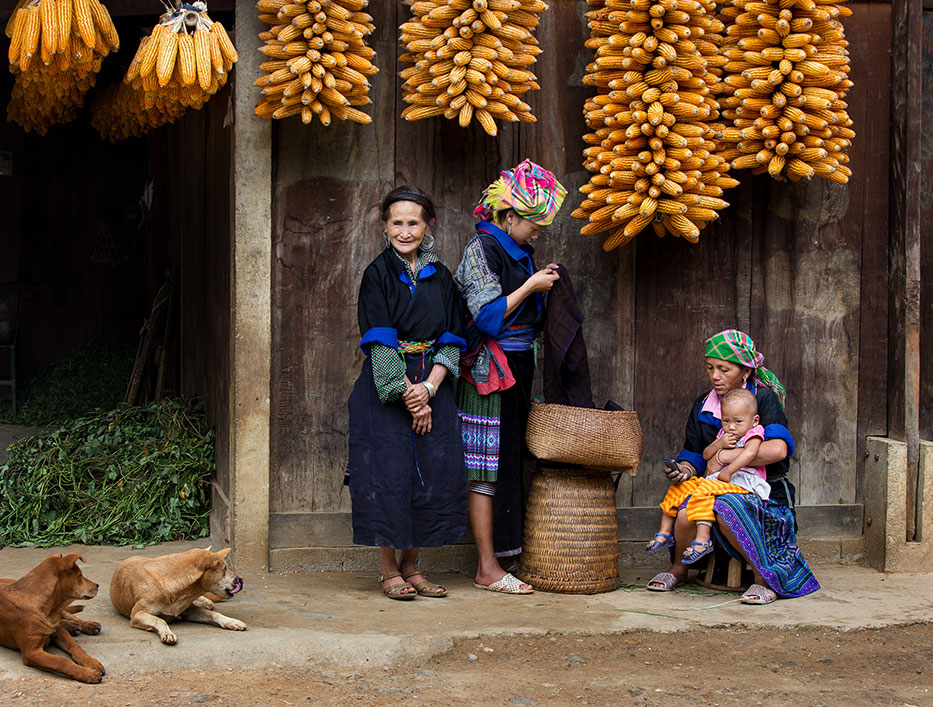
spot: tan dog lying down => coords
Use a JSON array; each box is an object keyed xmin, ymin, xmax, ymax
[
  {"xmin": 0, "ymin": 554, "xmax": 105, "ymax": 683},
  {"xmin": 110, "ymin": 547, "xmax": 245, "ymax": 645}
]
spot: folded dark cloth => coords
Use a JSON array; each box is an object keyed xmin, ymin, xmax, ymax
[{"xmin": 542, "ymin": 264, "xmax": 595, "ymax": 408}]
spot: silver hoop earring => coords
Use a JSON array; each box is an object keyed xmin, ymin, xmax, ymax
[
  {"xmin": 420, "ymin": 233, "xmax": 436, "ymax": 252},
  {"xmin": 382, "ymin": 230, "xmax": 390, "ymax": 248}
]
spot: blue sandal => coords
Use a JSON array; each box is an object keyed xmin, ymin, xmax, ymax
[
  {"xmin": 645, "ymin": 532, "xmax": 675, "ymax": 554},
  {"xmin": 682, "ymin": 539, "xmax": 714, "ymax": 564}
]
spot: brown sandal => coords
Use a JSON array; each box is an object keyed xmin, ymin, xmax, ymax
[
  {"xmin": 403, "ymin": 571, "xmax": 448, "ymax": 598},
  {"xmin": 378, "ymin": 572, "xmax": 416, "ymax": 600}
]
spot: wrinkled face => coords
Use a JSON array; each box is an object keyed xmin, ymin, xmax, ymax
[
  {"xmin": 504, "ymin": 212, "xmax": 543, "ymax": 246},
  {"xmin": 202, "ymin": 550, "xmax": 243, "ymax": 599},
  {"xmin": 385, "ymin": 201, "xmax": 431, "ymax": 261},
  {"xmin": 720, "ymin": 400, "xmax": 759, "ymax": 438},
  {"xmin": 705, "ymin": 357, "xmax": 749, "ymax": 396}
]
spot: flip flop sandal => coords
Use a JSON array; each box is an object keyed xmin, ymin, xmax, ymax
[
  {"xmin": 646, "ymin": 572, "xmax": 684, "ymax": 592},
  {"xmin": 645, "ymin": 532, "xmax": 675, "ymax": 553},
  {"xmin": 741, "ymin": 583, "xmax": 778, "ymax": 605},
  {"xmin": 473, "ymin": 572, "xmax": 533, "ymax": 595},
  {"xmin": 378, "ymin": 572, "xmax": 416, "ymax": 601},
  {"xmin": 681, "ymin": 539, "xmax": 714, "ymax": 564},
  {"xmin": 403, "ymin": 571, "xmax": 448, "ymax": 598}
]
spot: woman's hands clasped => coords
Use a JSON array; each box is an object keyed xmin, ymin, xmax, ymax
[{"xmin": 402, "ymin": 382, "xmax": 432, "ymax": 435}]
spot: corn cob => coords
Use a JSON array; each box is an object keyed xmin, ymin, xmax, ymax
[
  {"xmin": 90, "ymin": 2, "xmax": 236, "ymax": 141},
  {"xmin": 397, "ymin": 0, "xmax": 549, "ymax": 136},
  {"xmin": 6, "ymin": 0, "xmax": 117, "ymax": 133},
  {"xmin": 573, "ymin": 0, "xmax": 734, "ymax": 249},
  {"xmin": 39, "ymin": 0, "xmax": 57, "ymax": 57},
  {"xmin": 717, "ymin": 0, "xmax": 854, "ymax": 183},
  {"xmin": 88, "ymin": 0, "xmax": 118, "ymax": 51},
  {"xmin": 254, "ymin": 0, "xmax": 377, "ymax": 125}
]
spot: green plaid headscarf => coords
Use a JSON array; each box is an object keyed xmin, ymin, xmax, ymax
[{"xmin": 705, "ymin": 329, "xmax": 787, "ymax": 408}]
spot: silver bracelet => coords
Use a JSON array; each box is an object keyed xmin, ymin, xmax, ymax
[{"xmin": 422, "ymin": 380, "xmax": 436, "ymax": 398}]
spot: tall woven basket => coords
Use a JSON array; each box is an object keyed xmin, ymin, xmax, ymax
[
  {"xmin": 515, "ymin": 465, "xmax": 620, "ymax": 594},
  {"xmin": 525, "ymin": 403, "xmax": 642, "ymax": 474}
]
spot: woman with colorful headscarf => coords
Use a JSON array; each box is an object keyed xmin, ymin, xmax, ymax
[
  {"xmin": 646, "ymin": 329, "xmax": 820, "ymax": 604},
  {"xmin": 455, "ymin": 159, "xmax": 567, "ymax": 594}
]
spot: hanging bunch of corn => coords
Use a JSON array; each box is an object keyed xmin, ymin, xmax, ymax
[
  {"xmin": 253, "ymin": 0, "xmax": 377, "ymax": 125},
  {"xmin": 398, "ymin": 0, "xmax": 549, "ymax": 137},
  {"xmin": 572, "ymin": 0, "xmax": 737, "ymax": 249},
  {"xmin": 6, "ymin": 0, "xmax": 119, "ymax": 134},
  {"xmin": 91, "ymin": 1, "xmax": 237, "ymax": 141},
  {"xmin": 91, "ymin": 80, "xmax": 190, "ymax": 141},
  {"xmin": 716, "ymin": 0, "xmax": 854, "ymax": 183}
]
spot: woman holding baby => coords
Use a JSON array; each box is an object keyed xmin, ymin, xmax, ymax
[{"xmin": 645, "ymin": 329, "xmax": 820, "ymax": 604}]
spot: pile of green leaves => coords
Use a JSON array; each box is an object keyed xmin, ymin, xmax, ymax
[
  {"xmin": 0, "ymin": 397, "xmax": 214, "ymax": 547},
  {"xmin": 0, "ymin": 341, "xmax": 135, "ymax": 427}
]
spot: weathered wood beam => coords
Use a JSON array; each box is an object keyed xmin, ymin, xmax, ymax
[{"xmin": 888, "ymin": 0, "xmax": 922, "ymax": 540}]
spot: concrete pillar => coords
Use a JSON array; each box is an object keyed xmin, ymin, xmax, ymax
[
  {"xmin": 864, "ymin": 437, "xmax": 933, "ymax": 572},
  {"xmin": 226, "ymin": 0, "xmax": 272, "ymax": 572}
]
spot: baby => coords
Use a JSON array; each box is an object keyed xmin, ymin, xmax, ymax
[{"xmin": 646, "ymin": 388, "xmax": 771, "ymax": 564}]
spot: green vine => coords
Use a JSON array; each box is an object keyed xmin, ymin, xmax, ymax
[{"xmin": 0, "ymin": 397, "xmax": 214, "ymax": 547}]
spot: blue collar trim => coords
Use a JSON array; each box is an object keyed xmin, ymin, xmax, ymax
[{"xmin": 476, "ymin": 221, "xmax": 534, "ymax": 268}]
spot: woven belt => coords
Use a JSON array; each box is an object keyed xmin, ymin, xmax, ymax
[{"xmin": 398, "ymin": 339, "xmax": 436, "ymax": 355}]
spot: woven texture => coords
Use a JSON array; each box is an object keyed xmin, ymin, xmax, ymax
[
  {"xmin": 516, "ymin": 466, "xmax": 620, "ymax": 594},
  {"xmin": 525, "ymin": 403, "xmax": 643, "ymax": 474}
]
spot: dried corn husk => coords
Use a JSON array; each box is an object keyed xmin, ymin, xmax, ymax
[
  {"xmin": 92, "ymin": 1, "xmax": 236, "ymax": 141},
  {"xmin": 398, "ymin": 0, "xmax": 549, "ymax": 136},
  {"xmin": 6, "ymin": 0, "xmax": 117, "ymax": 134},
  {"xmin": 716, "ymin": 0, "xmax": 854, "ymax": 183},
  {"xmin": 573, "ymin": 0, "xmax": 737, "ymax": 249},
  {"xmin": 254, "ymin": 0, "xmax": 377, "ymax": 125}
]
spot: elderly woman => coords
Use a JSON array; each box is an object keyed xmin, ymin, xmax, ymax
[
  {"xmin": 647, "ymin": 329, "xmax": 820, "ymax": 604},
  {"xmin": 347, "ymin": 186, "xmax": 467, "ymax": 600},
  {"xmin": 455, "ymin": 160, "xmax": 567, "ymax": 594}
]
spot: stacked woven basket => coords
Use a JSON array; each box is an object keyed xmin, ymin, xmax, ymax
[{"xmin": 519, "ymin": 403, "xmax": 643, "ymax": 594}]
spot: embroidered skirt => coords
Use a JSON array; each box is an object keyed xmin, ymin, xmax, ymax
[
  {"xmin": 458, "ymin": 349, "xmax": 535, "ymax": 557},
  {"xmin": 712, "ymin": 493, "xmax": 820, "ymax": 598}
]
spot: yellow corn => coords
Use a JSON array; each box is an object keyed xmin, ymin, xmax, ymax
[
  {"xmin": 88, "ymin": 0, "xmax": 118, "ymax": 50},
  {"xmin": 40, "ymin": 0, "xmax": 58, "ymax": 56},
  {"xmin": 193, "ymin": 28, "xmax": 212, "ymax": 91},
  {"xmin": 177, "ymin": 31, "xmax": 196, "ymax": 86},
  {"xmin": 156, "ymin": 25, "xmax": 178, "ymax": 87},
  {"xmin": 71, "ymin": 0, "xmax": 94, "ymax": 48}
]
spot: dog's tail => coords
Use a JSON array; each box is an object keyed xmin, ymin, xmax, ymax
[{"xmin": 65, "ymin": 604, "xmax": 85, "ymax": 614}]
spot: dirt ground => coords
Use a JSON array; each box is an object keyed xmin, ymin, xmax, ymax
[{"xmin": 2, "ymin": 622, "xmax": 931, "ymax": 706}]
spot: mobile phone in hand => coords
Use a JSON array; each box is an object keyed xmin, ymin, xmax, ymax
[{"xmin": 663, "ymin": 459, "xmax": 680, "ymax": 472}]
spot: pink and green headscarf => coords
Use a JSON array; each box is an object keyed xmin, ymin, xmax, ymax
[
  {"xmin": 705, "ymin": 329, "xmax": 787, "ymax": 408},
  {"xmin": 473, "ymin": 159, "xmax": 567, "ymax": 226}
]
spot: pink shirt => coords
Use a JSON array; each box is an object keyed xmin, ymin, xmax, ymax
[{"xmin": 715, "ymin": 424, "xmax": 766, "ymax": 479}]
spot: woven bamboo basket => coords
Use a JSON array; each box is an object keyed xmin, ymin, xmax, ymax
[
  {"xmin": 525, "ymin": 403, "xmax": 643, "ymax": 474},
  {"xmin": 515, "ymin": 465, "xmax": 620, "ymax": 594}
]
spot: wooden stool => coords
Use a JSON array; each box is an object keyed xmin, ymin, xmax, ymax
[
  {"xmin": 515, "ymin": 464, "xmax": 620, "ymax": 594},
  {"xmin": 695, "ymin": 553, "xmax": 751, "ymax": 592}
]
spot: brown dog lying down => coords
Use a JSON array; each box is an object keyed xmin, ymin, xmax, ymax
[
  {"xmin": 0, "ymin": 554, "xmax": 105, "ymax": 683},
  {"xmin": 110, "ymin": 547, "xmax": 245, "ymax": 645}
]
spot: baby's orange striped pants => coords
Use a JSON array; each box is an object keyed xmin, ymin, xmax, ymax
[{"xmin": 659, "ymin": 477, "xmax": 751, "ymax": 522}]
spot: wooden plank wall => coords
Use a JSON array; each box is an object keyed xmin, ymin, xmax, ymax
[
  {"xmin": 149, "ymin": 85, "xmax": 233, "ymax": 506},
  {"xmin": 270, "ymin": 1, "xmax": 892, "ymax": 547},
  {"xmin": 920, "ymin": 10, "xmax": 932, "ymax": 443}
]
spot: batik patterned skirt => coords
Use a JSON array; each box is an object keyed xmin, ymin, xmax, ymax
[{"xmin": 712, "ymin": 493, "xmax": 820, "ymax": 598}]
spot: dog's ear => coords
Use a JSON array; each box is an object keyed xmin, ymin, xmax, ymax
[
  {"xmin": 59, "ymin": 553, "xmax": 83, "ymax": 570},
  {"xmin": 215, "ymin": 548, "xmax": 231, "ymax": 560}
]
